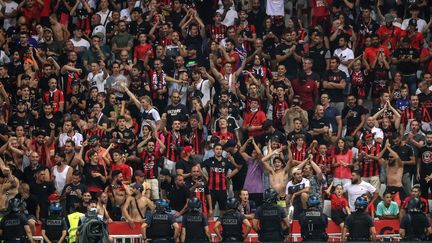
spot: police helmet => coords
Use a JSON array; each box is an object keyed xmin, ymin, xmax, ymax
[
  {"xmin": 263, "ymin": 188, "xmax": 278, "ymax": 204},
  {"xmin": 306, "ymin": 195, "xmax": 320, "ymax": 208},
  {"xmin": 407, "ymin": 197, "xmax": 422, "ymax": 213},
  {"xmin": 155, "ymin": 199, "xmax": 170, "ymax": 212},
  {"xmin": 8, "ymin": 198, "xmax": 21, "ymax": 213},
  {"xmin": 49, "ymin": 203, "xmax": 63, "ymax": 214},
  {"xmin": 354, "ymin": 196, "xmax": 368, "ymax": 211},
  {"xmin": 188, "ymin": 197, "xmax": 202, "ymax": 212},
  {"xmin": 226, "ymin": 197, "xmax": 239, "ymax": 210}
]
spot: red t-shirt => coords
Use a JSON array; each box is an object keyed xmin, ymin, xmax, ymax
[
  {"xmin": 291, "ymin": 79, "xmax": 319, "ymax": 111},
  {"xmin": 110, "ymin": 163, "xmax": 132, "ymax": 181},
  {"xmin": 330, "ymin": 194, "xmax": 348, "ymax": 210},
  {"xmin": 420, "ymin": 47, "xmax": 432, "ymax": 74},
  {"xmin": 400, "ymin": 31, "xmax": 424, "ymax": 50},
  {"xmin": 242, "ymin": 110, "xmax": 266, "ymax": 137},
  {"xmin": 133, "ymin": 43, "xmax": 154, "ymax": 61},
  {"xmin": 363, "ymin": 45, "xmax": 390, "ymax": 66},
  {"xmin": 377, "ymin": 25, "xmax": 403, "ymax": 51},
  {"xmin": 311, "ymin": 0, "xmax": 332, "ymax": 17},
  {"xmin": 43, "ymin": 89, "xmax": 64, "ymax": 113}
]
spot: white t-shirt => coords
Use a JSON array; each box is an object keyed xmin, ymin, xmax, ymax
[
  {"xmin": 286, "ymin": 177, "xmax": 310, "ymax": 195},
  {"xmin": 266, "ymin": 0, "xmax": 284, "ymax": 16},
  {"xmin": 401, "ymin": 18, "xmax": 427, "ymax": 32},
  {"xmin": 216, "ymin": 8, "xmax": 238, "ymax": 27},
  {"xmin": 1, "ymin": 1, "xmax": 18, "ymax": 30},
  {"xmin": 333, "ymin": 48, "xmax": 354, "ymax": 77},
  {"xmin": 87, "ymin": 71, "xmax": 106, "ymax": 93},
  {"xmin": 70, "ymin": 38, "xmax": 90, "ymax": 51},
  {"xmin": 344, "ymin": 180, "xmax": 376, "ymax": 211},
  {"xmin": 97, "ymin": 9, "xmax": 112, "ymax": 27},
  {"xmin": 195, "ymin": 79, "xmax": 214, "ymax": 106},
  {"xmin": 59, "ymin": 132, "xmax": 83, "ymax": 147}
]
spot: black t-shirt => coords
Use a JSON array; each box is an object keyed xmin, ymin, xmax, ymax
[
  {"xmin": 0, "ymin": 213, "xmax": 28, "ymax": 240},
  {"xmin": 175, "ymin": 159, "xmax": 195, "ymax": 184},
  {"xmin": 418, "ymin": 145, "xmax": 432, "ymax": 177},
  {"xmin": 83, "ymin": 163, "xmax": 106, "ymax": 192},
  {"xmin": 22, "ymin": 194, "xmax": 39, "ymax": 217},
  {"xmin": 230, "ymin": 151, "xmax": 247, "ymax": 191},
  {"xmin": 129, "ymin": 20, "xmax": 150, "ymax": 35},
  {"xmin": 37, "ymin": 113, "xmax": 61, "ymax": 133},
  {"xmin": 342, "ymin": 105, "xmax": 368, "ymax": 133},
  {"xmin": 23, "ymin": 165, "xmax": 49, "ymax": 185},
  {"xmin": 308, "ymin": 46, "xmax": 331, "ymax": 75},
  {"xmin": 167, "ymin": 185, "xmax": 190, "ymax": 211},
  {"xmin": 164, "ymin": 103, "xmax": 189, "ymax": 128},
  {"xmin": 392, "ymin": 48, "xmax": 419, "ymax": 75},
  {"xmin": 323, "ymin": 69, "xmax": 346, "ymax": 102},
  {"xmin": 309, "ymin": 117, "xmax": 331, "ymax": 144},
  {"xmin": 62, "ymin": 182, "xmax": 88, "ymax": 213},
  {"xmin": 275, "ymin": 42, "xmax": 302, "ymax": 78},
  {"xmin": 287, "ymin": 130, "xmax": 313, "ymax": 145},
  {"xmin": 30, "ymin": 181, "xmax": 56, "ymax": 219}
]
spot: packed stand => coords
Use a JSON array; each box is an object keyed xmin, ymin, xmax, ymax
[{"xmin": 1, "ymin": 0, "xmax": 432, "ymax": 242}]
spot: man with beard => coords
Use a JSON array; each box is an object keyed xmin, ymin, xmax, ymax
[
  {"xmin": 111, "ymin": 20, "xmax": 133, "ymax": 60},
  {"xmin": 161, "ymin": 118, "xmax": 186, "ymax": 173},
  {"xmin": 392, "ymin": 36, "xmax": 420, "ymax": 94},
  {"xmin": 307, "ymin": 30, "xmax": 331, "ymax": 75},
  {"xmin": 310, "ymin": 105, "xmax": 331, "ymax": 144},
  {"xmin": 163, "ymin": 90, "xmax": 189, "ymax": 129},
  {"xmin": 28, "ymin": 128, "xmax": 55, "ymax": 167},
  {"xmin": 261, "ymin": 149, "xmax": 289, "ymax": 199},
  {"xmin": 137, "ymin": 138, "xmax": 164, "ymax": 200},
  {"xmin": 377, "ymin": 14, "xmax": 403, "ymax": 52},
  {"xmin": 52, "ymin": 151, "xmax": 73, "ymax": 195},
  {"xmin": 323, "ymin": 57, "xmax": 347, "ymax": 113},
  {"xmin": 37, "ymin": 104, "xmax": 61, "ymax": 132},
  {"xmin": 106, "ymin": 171, "xmax": 128, "ymax": 221},
  {"xmin": 8, "ymin": 100, "xmax": 35, "ymax": 133},
  {"xmin": 344, "ymin": 170, "xmax": 378, "ymax": 211},
  {"xmin": 358, "ymin": 116, "xmax": 384, "ymax": 145},
  {"xmin": 379, "ymin": 139, "xmax": 406, "ymax": 202},
  {"xmin": 23, "ymin": 151, "xmax": 50, "ymax": 184},
  {"xmin": 29, "ymin": 168, "xmax": 55, "ymax": 220},
  {"xmin": 364, "ymin": 34, "xmax": 391, "ymax": 67},
  {"xmin": 122, "ymin": 184, "xmax": 155, "ymax": 228},
  {"xmin": 62, "ymin": 170, "xmax": 87, "ymax": 214},
  {"xmin": 82, "ymin": 34, "xmax": 109, "ymax": 71},
  {"xmin": 417, "ymin": 132, "xmax": 432, "ymax": 199},
  {"xmin": 96, "ymin": 192, "xmax": 112, "ymax": 223},
  {"xmin": 275, "ymin": 29, "xmax": 303, "ymax": 80},
  {"xmin": 188, "ymin": 165, "xmax": 213, "ymax": 218},
  {"xmin": 0, "ymin": 157, "xmax": 19, "ymax": 211},
  {"xmin": 59, "ymin": 119, "xmax": 83, "ymax": 151},
  {"xmin": 342, "ymin": 95, "xmax": 368, "ymax": 137},
  {"xmin": 43, "ymin": 27, "xmax": 62, "ymax": 58}
]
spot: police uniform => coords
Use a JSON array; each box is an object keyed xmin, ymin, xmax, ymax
[
  {"xmin": 218, "ymin": 210, "xmax": 246, "ymax": 242},
  {"xmin": 299, "ymin": 209, "xmax": 328, "ymax": 241},
  {"xmin": 147, "ymin": 211, "xmax": 175, "ymax": 242},
  {"xmin": 42, "ymin": 215, "xmax": 68, "ymax": 243},
  {"xmin": 254, "ymin": 203, "xmax": 287, "ymax": 241},
  {"xmin": 400, "ymin": 197, "xmax": 431, "ymax": 241},
  {"xmin": 345, "ymin": 211, "xmax": 374, "ymax": 241},
  {"xmin": 0, "ymin": 212, "xmax": 29, "ymax": 243},
  {"xmin": 182, "ymin": 211, "xmax": 209, "ymax": 242}
]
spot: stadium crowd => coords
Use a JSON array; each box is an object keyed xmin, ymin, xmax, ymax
[{"xmin": 0, "ymin": 0, "xmax": 432, "ymax": 242}]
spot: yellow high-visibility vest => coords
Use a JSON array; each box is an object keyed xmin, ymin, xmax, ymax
[{"xmin": 67, "ymin": 212, "xmax": 84, "ymax": 243}]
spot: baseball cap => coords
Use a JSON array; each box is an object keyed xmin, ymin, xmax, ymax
[
  {"xmin": 132, "ymin": 183, "xmax": 144, "ymax": 192},
  {"xmin": 48, "ymin": 193, "xmax": 59, "ymax": 201}
]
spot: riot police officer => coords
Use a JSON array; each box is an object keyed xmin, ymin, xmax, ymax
[
  {"xmin": 400, "ymin": 197, "xmax": 432, "ymax": 241},
  {"xmin": 0, "ymin": 198, "xmax": 34, "ymax": 243},
  {"xmin": 299, "ymin": 196, "xmax": 328, "ymax": 241},
  {"xmin": 342, "ymin": 196, "xmax": 376, "ymax": 241},
  {"xmin": 143, "ymin": 199, "xmax": 180, "ymax": 242},
  {"xmin": 42, "ymin": 203, "xmax": 67, "ymax": 243},
  {"xmin": 213, "ymin": 197, "xmax": 251, "ymax": 242},
  {"xmin": 253, "ymin": 188, "xmax": 290, "ymax": 242},
  {"xmin": 180, "ymin": 197, "xmax": 212, "ymax": 243}
]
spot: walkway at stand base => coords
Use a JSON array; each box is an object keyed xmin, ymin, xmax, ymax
[{"xmin": 32, "ymin": 219, "xmax": 401, "ymax": 242}]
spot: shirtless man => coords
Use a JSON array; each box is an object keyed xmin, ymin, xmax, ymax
[
  {"xmin": 107, "ymin": 171, "xmax": 129, "ymax": 221},
  {"xmin": 261, "ymin": 148, "xmax": 290, "ymax": 206},
  {"xmin": 379, "ymin": 140, "xmax": 406, "ymax": 203},
  {"xmin": 122, "ymin": 184, "xmax": 155, "ymax": 229},
  {"xmin": 97, "ymin": 192, "xmax": 113, "ymax": 223},
  {"xmin": 49, "ymin": 13, "xmax": 70, "ymax": 42},
  {"xmin": 0, "ymin": 157, "xmax": 19, "ymax": 211}
]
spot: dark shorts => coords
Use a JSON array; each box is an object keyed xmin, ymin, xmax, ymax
[
  {"xmin": 331, "ymin": 209, "xmax": 347, "ymax": 225},
  {"xmin": 210, "ymin": 190, "xmax": 227, "ymax": 210}
]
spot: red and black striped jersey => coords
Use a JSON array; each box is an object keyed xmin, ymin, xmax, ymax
[
  {"xmin": 165, "ymin": 131, "xmax": 185, "ymax": 162},
  {"xmin": 188, "ymin": 128, "xmax": 205, "ymax": 155},
  {"xmin": 202, "ymin": 157, "xmax": 234, "ymax": 191},
  {"xmin": 207, "ymin": 24, "xmax": 227, "ymax": 43},
  {"xmin": 273, "ymin": 98, "xmax": 290, "ymax": 122},
  {"xmin": 188, "ymin": 180, "xmax": 210, "ymax": 214},
  {"xmin": 212, "ymin": 131, "xmax": 235, "ymax": 141},
  {"xmin": 84, "ymin": 128, "xmax": 106, "ymax": 140},
  {"xmin": 401, "ymin": 107, "xmax": 431, "ymax": 126},
  {"xmin": 359, "ymin": 143, "xmax": 381, "ymax": 177},
  {"xmin": 314, "ymin": 152, "xmax": 332, "ymax": 173},
  {"xmin": 140, "ymin": 150, "xmax": 161, "ymax": 179},
  {"xmin": 291, "ymin": 144, "xmax": 308, "ymax": 162}
]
